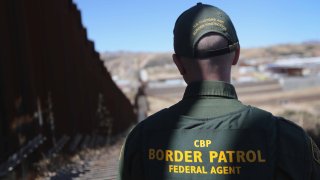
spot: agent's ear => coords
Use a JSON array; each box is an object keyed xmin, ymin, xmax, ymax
[
  {"xmin": 232, "ymin": 48, "xmax": 240, "ymax": 65},
  {"xmin": 172, "ymin": 54, "xmax": 186, "ymax": 75}
]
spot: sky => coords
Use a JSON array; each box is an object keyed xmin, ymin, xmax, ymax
[{"xmin": 73, "ymin": 0, "xmax": 320, "ymax": 53}]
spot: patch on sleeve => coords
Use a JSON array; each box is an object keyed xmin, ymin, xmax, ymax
[{"xmin": 310, "ymin": 137, "xmax": 320, "ymax": 165}]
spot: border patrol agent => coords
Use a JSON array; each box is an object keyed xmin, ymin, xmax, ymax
[{"xmin": 118, "ymin": 3, "xmax": 320, "ymax": 180}]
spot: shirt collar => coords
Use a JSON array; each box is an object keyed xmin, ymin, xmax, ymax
[{"xmin": 183, "ymin": 81, "xmax": 238, "ymax": 99}]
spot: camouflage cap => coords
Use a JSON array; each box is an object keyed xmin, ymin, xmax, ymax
[{"xmin": 173, "ymin": 3, "xmax": 239, "ymax": 58}]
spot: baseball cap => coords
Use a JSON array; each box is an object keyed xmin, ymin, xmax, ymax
[{"xmin": 173, "ymin": 2, "xmax": 239, "ymax": 58}]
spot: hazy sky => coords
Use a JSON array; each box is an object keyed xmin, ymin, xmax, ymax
[{"xmin": 73, "ymin": 0, "xmax": 320, "ymax": 52}]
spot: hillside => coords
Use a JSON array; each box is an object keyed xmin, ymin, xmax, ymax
[
  {"xmin": 100, "ymin": 41, "xmax": 320, "ymax": 80},
  {"xmin": 240, "ymin": 41, "xmax": 320, "ymax": 61},
  {"xmin": 101, "ymin": 41, "xmax": 320, "ymax": 60}
]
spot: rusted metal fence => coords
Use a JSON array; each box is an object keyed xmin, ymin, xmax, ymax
[{"xmin": 0, "ymin": 0, "xmax": 136, "ymax": 177}]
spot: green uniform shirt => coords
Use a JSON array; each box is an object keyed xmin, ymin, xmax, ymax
[{"xmin": 118, "ymin": 81, "xmax": 320, "ymax": 180}]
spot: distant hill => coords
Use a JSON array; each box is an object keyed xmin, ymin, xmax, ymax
[
  {"xmin": 100, "ymin": 41, "xmax": 320, "ymax": 79},
  {"xmin": 240, "ymin": 41, "xmax": 320, "ymax": 60}
]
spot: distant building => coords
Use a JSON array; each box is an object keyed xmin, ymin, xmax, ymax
[{"xmin": 265, "ymin": 57, "xmax": 320, "ymax": 77}]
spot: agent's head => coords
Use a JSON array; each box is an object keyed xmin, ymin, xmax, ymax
[{"xmin": 173, "ymin": 3, "xmax": 240, "ymax": 83}]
